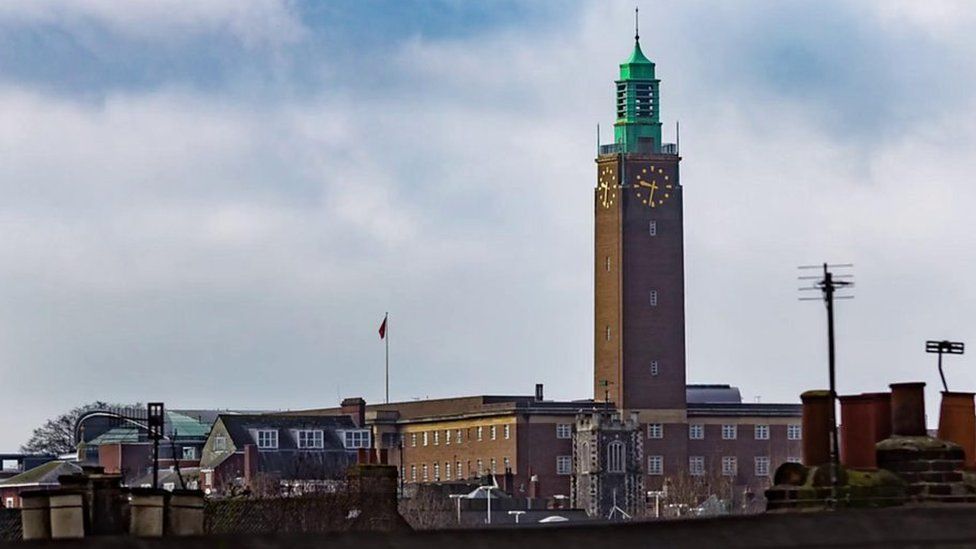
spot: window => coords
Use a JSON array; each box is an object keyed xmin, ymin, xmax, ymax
[
  {"xmin": 504, "ymin": 424, "xmax": 511, "ymax": 440},
  {"xmin": 256, "ymin": 430, "xmax": 278, "ymax": 449},
  {"xmin": 606, "ymin": 325, "xmax": 611, "ymax": 341},
  {"xmin": 476, "ymin": 459, "xmax": 483, "ymax": 475},
  {"xmin": 689, "ymin": 424, "xmax": 704, "ymax": 440},
  {"xmin": 755, "ymin": 456, "xmax": 770, "ymax": 477},
  {"xmin": 605, "ymin": 256, "xmax": 611, "ymax": 272},
  {"xmin": 722, "ymin": 456, "xmax": 737, "ymax": 477},
  {"xmin": 411, "ymin": 433, "xmax": 417, "ymax": 447},
  {"xmin": 787, "ymin": 456, "xmax": 802, "ymax": 464},
  {"xmin": 649, "ymin": 290, "xmax": 658, "ymax": 307},
  {"xmin": 689, "ymin": 456, "xmax": 705, "ymax": 476},
  {"xmin": 503, "ymin": 457, "xmax": 510, "ymax": 471},
  {"xmin": 5, "ymin": 497, "xmax": 15, "ymax": 509},
  {"xmin": 423, "ymin": 432, "xmax": 429, "ymax": 446},
  {"xmin": 433, "ymin": 431, "xmax": 440, "ymax": 446},
  {"xmin": 410, "ymin": 465, "xmax": 416, "ymax": 482},
  {"xmin": 647, "ymin": 423, "xmax": 663, "ymax": 439},
  {"xmin": 457, "ymin": 461, "xmax": 463, "ymax": 479},
  {"xmin": 754, "ymin": 425, "xmax": 769, "ymax": 440},
  {"xmin": 182, "ymin": 447, "xmax": 196, "ymax": 460},
  {"xmin": 297, "ymin": 430, "xmax": 324, "ymax": 449},
  {"xmin": 650, "ymin": 361, "xmax": 659, "ymax": 376},
  {"xmin": 607, "ymin": 441, "xmax": 625, "ymax": 473},
  {"xmin": 477, "ymin": 426, "xmax": 483, "ymax": 441},
  {"xmin": 446, "ymin": 430, "xmax": 451, "ymax": 445},
  {"xmin": 556, "ymin": 455, "xmax": 572, "ymax": 475},
  {"xmin": 214, "ymin": 435, "xmax": 227, "ymax": 452},
  {"xmin": 721, "ymin": 424, "xmax": 737, "ymax": 440},
  {"xmin": 556, "ymin": 424, "xmax": 572, "ymax": 439},
  {"xmin": 490, "ymin": 458, "xmax": 496, "ymax": 473},
  {"xmin": 788, "ymin": 424, "xmax": 802, "ymax": 440},
  {"xmin": 343, "ymin": 430, "xmax": 371, "ymax": 449},
  {"xmin": 647, "ymin": 455, "xmax": 663, "ymax": 475},
  {"xmin": 456, "ymin": 429, "xmax": 463, "ymax": 443},
  {"xmin": 649, "ymin": 220, "xmax": 657, "ymax": 236},
  {"xmin": 490, "ymin": 425, "xmax": 497, "ymax": 440},
  {"xmin": 445, "ymin": 462, "xmax": 452, "ymax": 480},
  {"xmin": 422, "ymin": 464, "xmax": 429, "ymax": 482},
  {"xmin": 433, "ymin": 462, "xmax": 440, "ymax": 481}
]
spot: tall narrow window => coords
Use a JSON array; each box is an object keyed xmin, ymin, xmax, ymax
[
  {"xmin": 445, "ymin": 462, "xmax": 452, "ymax": 480},
  {"xmin": 650, "ymin": 361, "xmax": 659, "ymax": 376},
  {"xmin": 490, "ymin": 425, "xmax": 497, "ymax": 440},
  {"xmin": 649, "ymin": 290, "xmax": 658, "ymax": 307},
  {"xmin": 605, "ymin": 325, "xmax": 611, "ymax": 341},
  {"xmin": 649, "ymin": 220, "xmax": 657, "ymax": 236},
  {"xmin": 647, "ymin": 455, "xmax": 663, "ymax": 475},
  {"xmin": 605, "ymin": 256, "xmax": 611, "ymax": 272},
  {"xmin": 433, "ymin": 462, "xmax": 440, "ymax": 481},
  {"xmin": 607, "ymin": 441, "xmax": 625, "ymax": 473}
]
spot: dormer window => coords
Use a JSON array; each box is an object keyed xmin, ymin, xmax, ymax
[
  {"xmin": 343, "ymin": 430, "xmax": 371, "ymax": 449},
  {"xmin": 257, "ymin": 430, "xmax": 278, "ymax": 449},
  {"xmin": 297, "ymin": 430, "xmax": 324, "ymax": 449}
]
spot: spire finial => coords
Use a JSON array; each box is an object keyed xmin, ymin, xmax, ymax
[{"xmin": 635, "ymin": 6, "xmax": 639, "ymax": 42}]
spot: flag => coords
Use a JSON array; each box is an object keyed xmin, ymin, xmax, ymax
[{"xmin": 378, "ymin": 315, "xmax": 387, "ymax": 339}]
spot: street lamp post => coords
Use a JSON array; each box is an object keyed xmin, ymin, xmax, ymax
[
  {"xmin": 926, "ymin": 340, "xmax": 965, "ymax": 392},
  {"xmin": 448, "ymin": 494, "xmax": 463, "ymax": 526}
]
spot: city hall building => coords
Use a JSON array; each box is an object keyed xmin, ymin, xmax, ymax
[{"xmin": 299, "ymin": 32, "xmax": 801, "ymax": 516}]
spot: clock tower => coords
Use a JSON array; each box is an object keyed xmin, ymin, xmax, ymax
[{"xmin": 594, "ymin": 33, "xmax": 686, "ymax": 421}]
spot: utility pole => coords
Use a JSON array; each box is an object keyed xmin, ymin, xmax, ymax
[{"xmin": 799, "ymin": 263, "xmax": 853, "ymax": 501}]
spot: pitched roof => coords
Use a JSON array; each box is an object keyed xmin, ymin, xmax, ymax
[
  {"xmin": 218, "ymin": 414, "xmax": 358, "ymax": 450},
  {"xmin": 0, "ymin": 461, "xmax": 83, "ymax": 488}
]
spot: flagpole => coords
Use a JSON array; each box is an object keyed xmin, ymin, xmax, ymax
[{"xmin": 385, "ymin": 312, "xmax": 389, "ymax": 404}]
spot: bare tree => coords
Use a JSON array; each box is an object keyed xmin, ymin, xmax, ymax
[{"xmin": 20, "ymin": 401, "xmax": 117, "ymax": 455}]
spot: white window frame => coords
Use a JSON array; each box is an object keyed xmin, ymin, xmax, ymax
[
  {"xmin": 689, "ymin": 424, "xmax": 704, "ymax": 440},
  {"xmin": 605, "ymin": 256, "xmax": 611, "ymax": 272},
  {"xmin": 476, "ymin": 459, "xmax": 483, "ymax": 475},
  {"xmin": 504, "ymin": 424, "xmax": 511, "ymax": 440},
  {"xmin": 650, "ymin": 361, "xmax": 659, "ymax": 376},
  {"xmin": 445, "ymin": 462, "xmax": 452, "ymax": 480},
  {"xmin": 649, "ymin": 220, "xmax": 657, "ymax": 236},
  {"xmin": 423, "ymin": 432, "xmax": 429, "ymax": 446},
  {"xmin": 456, "ymin": 429, "xmax": 463, "ymax": 443},
  {"xmin": 754, "ymin": 424, "xmax": 769, "ymax": 441},
  {"xmin": 503, "ymin": 456, "xmax": 510, "ymax": 471},
  {"xmin": 182, "ymin": 446, "xmax": 197, "ymax": 460},
  {"xmin": 755, "ymin": 456, "xmax": 770, "ymax": 477},
  {"xmin": 445, "ymin": 430, "xmax": 452, "ymax": 445},
  {"xmin": 256, "ymin": 430, "xmax": 278, "ymax": 449},
  {"xmin": 5, "ymin": 497, "xmax": 14, "ymax": 509},
  {"xmin": 343, "ymin": 430, "xmax": 371, "ymax": 449},
  {"xmin": 647, "ymin": 455, "xmax": 663, "ymax": 475},
  {"xmin": 647, "ymin": 423, "xmax": 663, "ymax": 439},
  {"xmin": 477, "ymin": 426, "xmax": 483, "ymax": 441},
  {"xmin": 411, "ymin": 433, "xmax": 417, "ymax": 447},
  {"xmin": 457, "ymin": 461, "xmax": 463, "ymax": 479},
  {"xmin": 649, "ymin": 290, "xmax": 658, "ymax": 307},
  {"xmin": 722, "ymin": 456, "xmax": 737, "ymax": 477},
  {"xmin": 422, "ymin": 463, "xmax": 429, "ymax": 482},
  {"xmin": 556, "ymin": 455, "xmax": 572, "ymax": 475},
  {"xmin": 433, "ymin": 431, "xmax": 439, "ymax": 446},
  {"xmin": 410, "ymin": 465, "xmax": 416, "ymax": 481},
  {"xmin": 490, "ymin": 425, "xmax": 497, "ymax": 440},
  {"xmin": 721, "ymin": 424, "xmax": 737, "ymax": 440},
  {"xmin": 213, "ymin": 435, "xmax": 227, "ymax": 452},
  {"xmin": 556, "ymin": 423, "xmax": 572, "ymax": 439},
  {"xmin": 606, "ymin": 325, "xmax": 611, "ymax": 341},
  {"xmin": 297, "ymin": 429, "xmax": 324, "ymax": 449},
  {"xmin": 490, "ymin": 458, "xmax": 496, "ymax": 473},
  {"xmin": 788, "ymin": 424, "xmax": 802, "ymax": 440},
  {"xmin": 433, "ymin": 462, "xmax": 440, "ymax": 481},
  {"xmin": 689, "ymin": 456, "xmax": 705, "ymax": 476}
]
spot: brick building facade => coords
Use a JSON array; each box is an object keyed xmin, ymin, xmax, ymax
[{"xmin": 295, "ymin": 33, "xmax": 801, "ymax": 517}]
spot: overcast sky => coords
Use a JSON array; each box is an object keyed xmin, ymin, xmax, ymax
[{"xmin": 2, "ymin": 0, "xmax": 976, "ymax": 450}]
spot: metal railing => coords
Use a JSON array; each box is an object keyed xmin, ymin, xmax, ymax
[{"xmin": 598, "ymin": 143, "xmax": 678, "ymax": 156}]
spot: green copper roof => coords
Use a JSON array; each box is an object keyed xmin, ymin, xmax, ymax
[{"xmin": 619, "ymin": 40, "xmax": 655, "ymax": 80}]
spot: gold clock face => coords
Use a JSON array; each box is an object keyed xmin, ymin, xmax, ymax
[
  {"xmin": 598, "ymin": 165, "xmax": 617, "ymax": 208},
  {"xmin": 633, "ymin": 165, "xmax": 673, "ymax": 208}
]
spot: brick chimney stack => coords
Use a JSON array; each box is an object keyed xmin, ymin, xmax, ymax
[{"xmin": 341, "ymin": 397, "xmax": 367, "ymax": 428}]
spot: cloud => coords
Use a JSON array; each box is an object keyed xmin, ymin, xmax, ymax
[{"xmin": 2, "ymin": 0, "xmax": 976, "ymax": 448}]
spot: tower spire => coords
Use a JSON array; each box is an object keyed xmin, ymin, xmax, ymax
[{"xmin": 635, "ymin": 6, "xmax": 639, "ymax": 42}]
